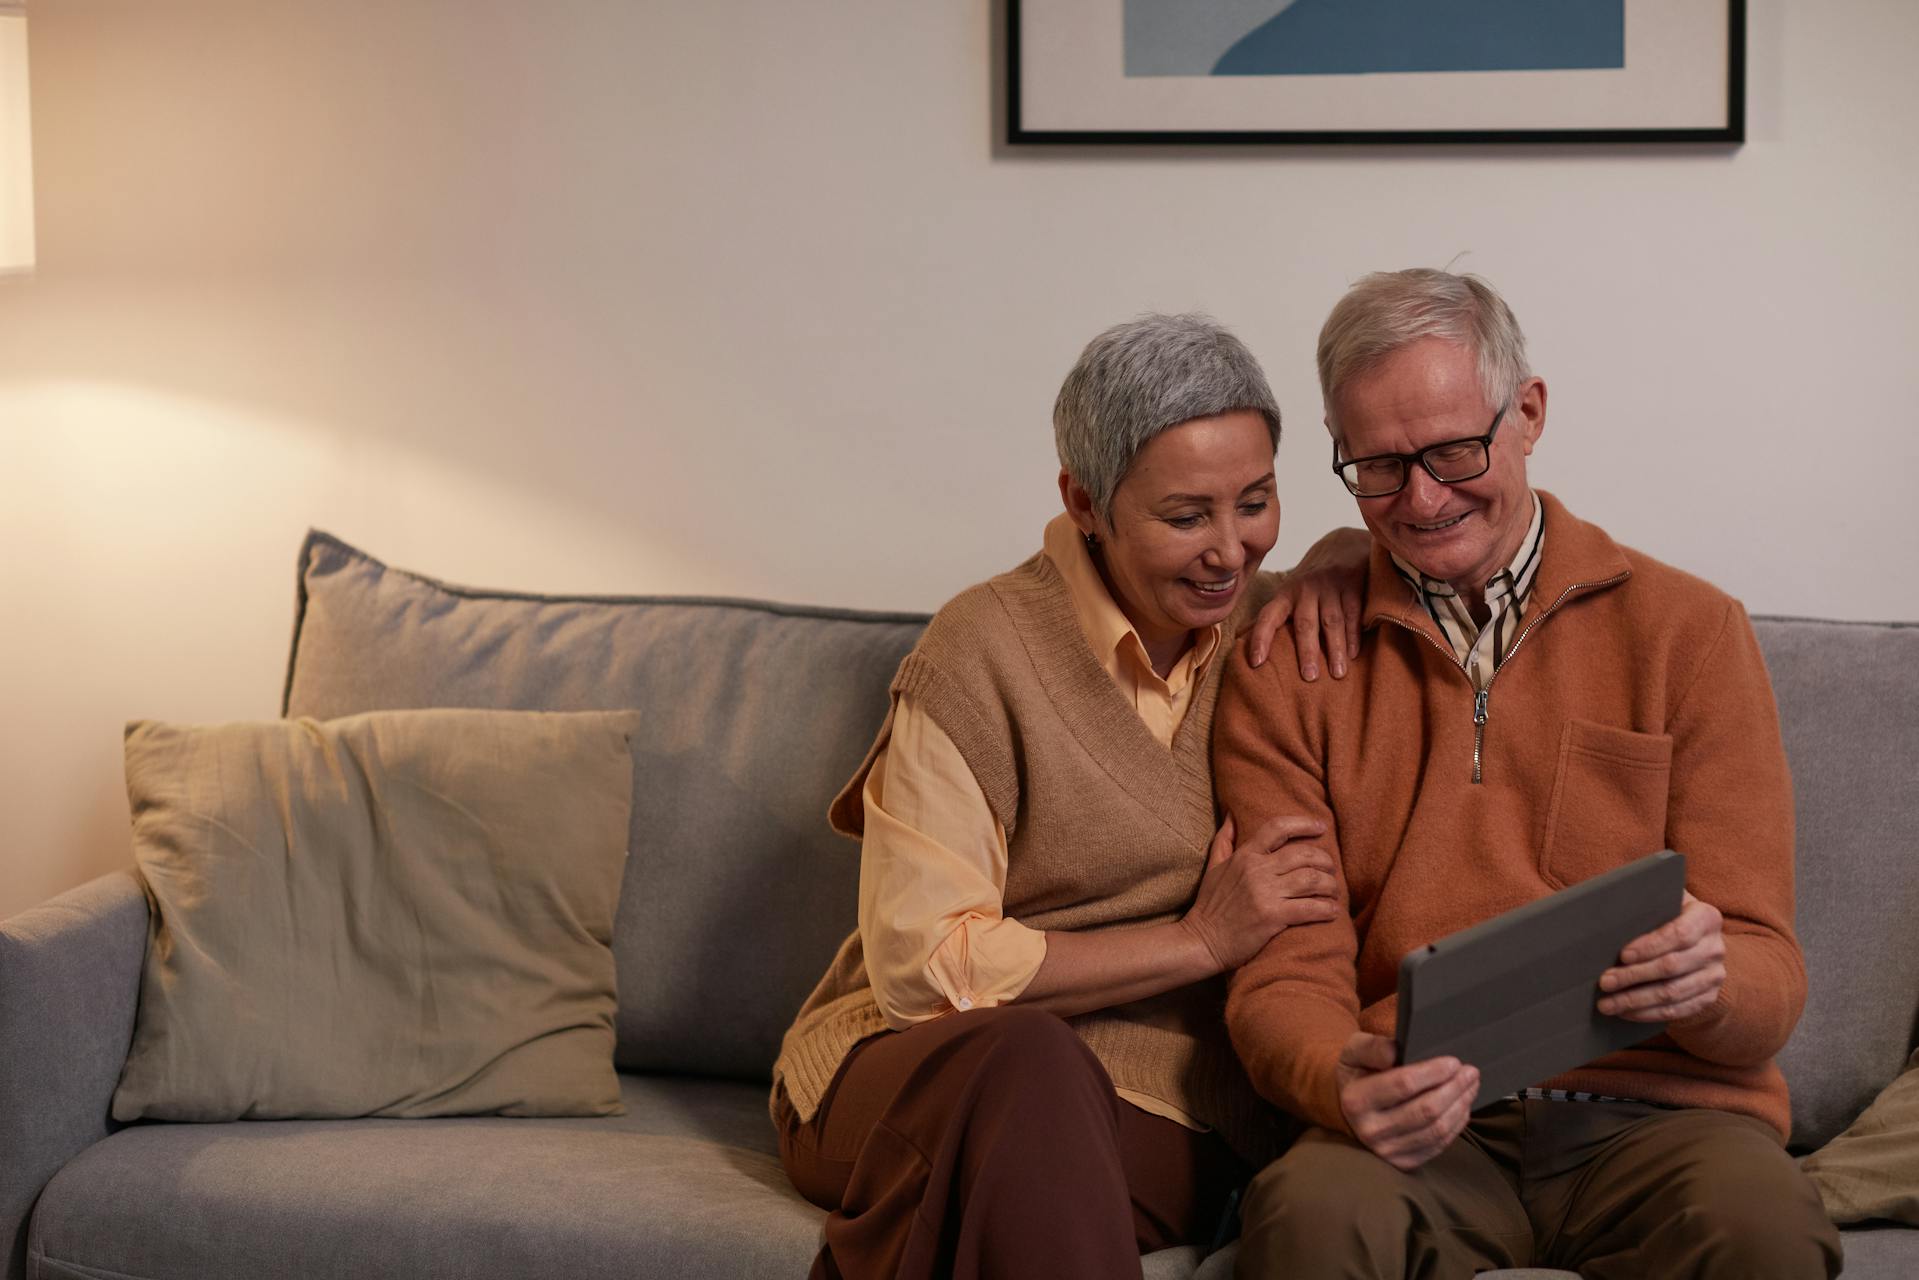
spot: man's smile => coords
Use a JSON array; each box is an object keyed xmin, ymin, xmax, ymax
[{"xmin": 1407, "ymin": 512, "xmax": 1471, "ymax": 533}]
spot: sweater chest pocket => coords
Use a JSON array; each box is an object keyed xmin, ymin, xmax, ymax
[{"xmin": 1539, "ymin": 719, "xmax": 1673, "ymax": 889}]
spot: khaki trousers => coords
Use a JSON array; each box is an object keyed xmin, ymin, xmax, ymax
[
  {"xmin": 1235, "ymin": 1099, "xmax": 1841, "ymax": 1280},
  {"xmin": 776, "ymin": 1005, "xmax": 1245, "ymax": 1280}
]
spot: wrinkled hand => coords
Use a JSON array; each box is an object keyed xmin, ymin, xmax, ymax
[
  {"xmin": 1598, "ymin": 891, "xmax": 1726, "ymax": 1022},
  {"xmin": 1248, "ymin": 527, "xmax": 1371, "ymax": 678},
  {"xmin": 1336, "ymin": 1033, "xmax": 1479, "ymax": 1172},
  {"xmin": 1180, "ymin": 814, "xmax": 1340, "ymax": 972}
]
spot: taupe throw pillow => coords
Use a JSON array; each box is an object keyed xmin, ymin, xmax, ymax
[
  {"xmin": 112, "ymin": 709, "xmax": 638, "ymax": 1122},
  {"xmin": 1803, "ymin": 1046, "xmax": 1919, "ymax": 1226}
]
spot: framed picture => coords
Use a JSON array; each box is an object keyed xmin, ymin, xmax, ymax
[{"xmin": 1008, "ymin": 0, "xmax": 1745, "ymax": 145}]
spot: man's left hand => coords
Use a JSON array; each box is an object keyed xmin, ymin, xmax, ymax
[{"xmin": 1598, "ymin": 891, "xmax": 1726, "ymax": 1022}]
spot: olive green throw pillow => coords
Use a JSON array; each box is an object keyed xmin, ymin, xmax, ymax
[
  {"xmin": 111, "ymin": 709, "xmax": 639, "ymax": 1122},
  {"xmin": 1803, "ymin": 1047, "xmax": 1919, "ymax": 1226}
]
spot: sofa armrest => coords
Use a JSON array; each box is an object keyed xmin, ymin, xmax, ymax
[{"xmin": 0, "ymin": 871, "xmax": 148, "ymax": 1280}]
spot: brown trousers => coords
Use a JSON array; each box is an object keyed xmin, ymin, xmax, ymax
[
  {"xmin": 777, "ymin": 1005, "xmax": 1246, "ymax": 1280},
  {"xmin": 1235, "ymin": 1098, "xmax": 1842, "ymax": 1280}
]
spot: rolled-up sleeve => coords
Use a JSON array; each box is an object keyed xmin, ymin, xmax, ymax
[{"xmin": 857, "ymin": 692, "xmax": 1048, "ymax": 1029}]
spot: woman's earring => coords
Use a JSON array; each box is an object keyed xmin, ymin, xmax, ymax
[{"xmin": 1083, "ymin": 531, "xmax": 1100, "ymax": 550}]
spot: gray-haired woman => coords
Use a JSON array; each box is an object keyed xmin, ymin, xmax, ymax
[{"xmin": 771, "ymin": 314, "xmax": 1359, "ymax": 1280}]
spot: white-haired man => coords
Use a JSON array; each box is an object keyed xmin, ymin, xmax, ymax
[{"xmin": 1215, "ymin": 269, "xmax": 1841, "ymax": 1278}]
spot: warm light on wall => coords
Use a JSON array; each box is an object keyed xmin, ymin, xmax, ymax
[{"xmin": 0, "ymin": 2, "xmax": 34, "ymax": 274}]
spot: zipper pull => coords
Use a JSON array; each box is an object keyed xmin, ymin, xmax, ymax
[{"xmin": 1472, "ymin": 688, "xmax": 1489, "ymax": 785}]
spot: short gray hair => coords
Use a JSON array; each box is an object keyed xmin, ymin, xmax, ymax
[
  {"xmin": 1054, "ymin": 313, "xmax": 1281, "ymax": 520},
  {"xmin": 1316, "ymin": 269, "xmax": 1530, "ymax": 429}
]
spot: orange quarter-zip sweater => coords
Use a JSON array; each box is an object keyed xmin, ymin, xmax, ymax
[{"xmin": 1214, "ymin": 490, "xmax": 1804, "ymax": 1141}]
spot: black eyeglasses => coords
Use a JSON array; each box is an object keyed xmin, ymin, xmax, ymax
[{"xmin": 1332, "ymin": 407, "xmax": 1507, "ymax": 498}]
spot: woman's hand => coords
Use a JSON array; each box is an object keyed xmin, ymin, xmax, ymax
[
  {"xmin": 1018, "ymin": 815, "xmax": 1337, "ymax": 1018},
  {"xmin": 1179, "ymin": 814, "xmax": 1340, "ymax": 973},
  {"xmin": 1247, "ymin": 527, "xmax": 1372, "ymax": 679}
]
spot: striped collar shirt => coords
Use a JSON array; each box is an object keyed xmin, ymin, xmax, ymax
[{"xmin": 1391, "ymin": 492, "xmax": 1545, "ymax": 690}]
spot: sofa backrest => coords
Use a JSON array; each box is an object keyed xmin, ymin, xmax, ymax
[
  {"xmin": 1757, "ymin": 616, "xmax": 1919, "ymax": 1150},
  {"xmin": 283, "ymin": 531, "xmax": 924, "ymax": 1084},
  {"xmin": 282, "ymin": 536, "xmax": 1919, "ymax": 1139}
]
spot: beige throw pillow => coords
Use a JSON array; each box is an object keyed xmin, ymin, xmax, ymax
[
  {"xmin": 1803, "ymin": 1047, "xmax": 1919, "ymax": 1226},
  {"xmin": 112, "ymin": 709, "xmax": 638, "ymax": 1122}
]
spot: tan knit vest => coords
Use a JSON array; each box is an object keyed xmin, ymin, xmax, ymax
[{"xmin": 771, "ymin": 552, "xmax": 1286, "ymax": 1165}]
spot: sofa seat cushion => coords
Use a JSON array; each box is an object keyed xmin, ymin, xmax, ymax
[
  {"xmin": 28, "ymin": 1075, "xmax": 819, "ymax": 1280},
  {"xmin": 1828, "ymin": 1225, "xmax": 1919, "ymax": 1280}
]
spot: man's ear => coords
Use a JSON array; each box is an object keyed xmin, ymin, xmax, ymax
[
  {"xmin": 1059, "ymin": 469, "xmax": 1101, "ymax": 538},
  {"xmin": 1514, "ymin": 377, "xmax": 1548, "ymax": 456}
]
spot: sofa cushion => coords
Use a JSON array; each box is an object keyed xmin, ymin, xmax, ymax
[
  {"xmin": 113, "ymin": 710, "xmax": 636, "ymax": 1122},
  {"xmin": 281, "ymin": 532, "xmax": 926, "ymax": 1084},
  {"xmin": 32, "ymin": 1076, "xmax": 822, "ymax": 1280},
  {"xmin": 33, "ymin": 1071, "xmax": 1228, "ymax": 1280},
  {"xmin": 1827, "ymin": 1225, "xmax": 1919, "ymax": 1280},
  {"xmin": 1757, "ymin": 618, "xmax": 1919, "ymax": 1149}
]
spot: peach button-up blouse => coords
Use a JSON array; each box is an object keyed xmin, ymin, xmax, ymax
[{"xmin": 856, "ymin": 514, "xmax": 1222, "ymax": 1125}]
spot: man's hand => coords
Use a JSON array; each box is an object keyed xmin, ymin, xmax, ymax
[
  {"xmin": 1598, "ymin": 891, "xmax": 1727, "ymax": 1022},
  {"xmin": 1335, "ymin": 1032, "xmax": 1479, "ymax": 1172},
  {"xmin": 1248, "ymin": 527, "xmax": 1370, "ymax": 678}
]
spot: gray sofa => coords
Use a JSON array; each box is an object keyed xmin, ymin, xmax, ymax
[{"xmin": 3, "ymin": 531, "xmax": 1915, "ymax": 1280}]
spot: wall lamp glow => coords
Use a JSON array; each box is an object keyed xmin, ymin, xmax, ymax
[{"xmin": 1, "ymin": 1, "xmax": 34, "ymax": 274}]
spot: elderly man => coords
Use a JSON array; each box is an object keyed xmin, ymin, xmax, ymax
[{"xmin": 1215, "ymin": 269, "xmax": 1841, "ymax": 1278}]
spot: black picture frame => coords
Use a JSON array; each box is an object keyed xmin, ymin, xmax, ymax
[{"xmin": 1008, "ymin": 0, "xmax": 1745, "ymax": 146}]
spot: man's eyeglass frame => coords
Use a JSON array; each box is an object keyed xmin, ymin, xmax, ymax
[{"xmin": 1331, "ymin": 406, "xmax": 1507, "ymax": 498}]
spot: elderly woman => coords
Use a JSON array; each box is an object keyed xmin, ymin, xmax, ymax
[{"xmin": 771, "ymin": 315, "xmax": 1345, "ymax": 1279}]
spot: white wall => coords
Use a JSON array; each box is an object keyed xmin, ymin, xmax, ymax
[{"xmin": 3, "ymin": 1, "xmax": 1917, "ymax": 921}]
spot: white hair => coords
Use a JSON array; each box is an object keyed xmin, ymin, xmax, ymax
[
  {"xmin": 1317, "ymin": 269, "xmax": 1530, "ymax": 429},
  {"xmin": 1054, "ymin": 313, "xmax": 1280, "ymax": 519}
]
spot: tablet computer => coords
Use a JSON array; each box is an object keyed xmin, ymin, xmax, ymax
[{"xmin": 1394, "ymin": 849, "xmax": 1687, "ymax": 1112}]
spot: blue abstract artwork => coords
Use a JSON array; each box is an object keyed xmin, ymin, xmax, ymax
[{"xmin": 1124, "ymin": 0, "xmax": 1625, "ymax": 78}]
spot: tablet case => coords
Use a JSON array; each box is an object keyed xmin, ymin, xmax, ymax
[{"xmin": 1395, "ymin": 849, "xmax": 1688, "ymax": 1112}]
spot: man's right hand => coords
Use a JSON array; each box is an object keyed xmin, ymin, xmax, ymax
[{"xmin": 1335, "ymin": 1032, "xmax": 1479, "ymax": 1172}]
